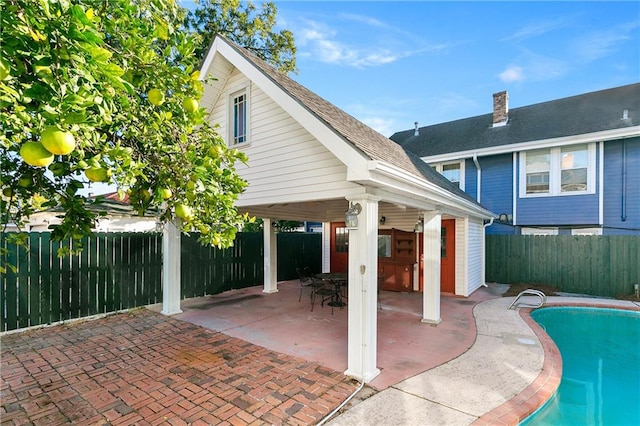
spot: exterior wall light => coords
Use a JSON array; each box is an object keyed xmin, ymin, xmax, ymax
[
  {"xmin": 379, "ymin": 216, "xmax": 386, "ymax": 225},
  {"xmin": 414, "ymin": 219, "xmax": 424, "ymax": 233},
  {"xmin": 345, "ymin": 202, "xmax": 362, "ymax": 229}
]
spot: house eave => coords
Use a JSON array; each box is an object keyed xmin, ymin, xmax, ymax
[
  {"xmin": 349, "ymin": 161, "xmax": 495, "ymax": 219},
  {"xmin": 423, "ymin": 125, "xmax": 640, "ymax": 163}
]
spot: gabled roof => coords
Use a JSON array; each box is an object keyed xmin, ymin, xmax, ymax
[
  {"xmin": 209, "ymin": 35, "xmax": 479, "ymax": 205},
  {"xmin": 390, "ymin": 83, "xmax": 640, "ymax": 158}
]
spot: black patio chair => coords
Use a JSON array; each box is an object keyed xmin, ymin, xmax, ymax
[{"xmin": 296, "ymin": 267, "xmax": 324, "ymax": 311}]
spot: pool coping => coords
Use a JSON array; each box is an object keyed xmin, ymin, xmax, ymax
[{"xmin": 472, "ymin": 299, "xmax": 640, "ymax": 426}]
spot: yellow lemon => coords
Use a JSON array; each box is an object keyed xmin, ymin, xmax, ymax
[
  {"xmin": 182, "ymin": 98, "xmax": 199, "ymax": 113},
  {"xmin": 147, "ymin": 88, "xmax": 165, "ymax": 106},
  {"xmin": 20, "ymin": 142, "xmax": 54, "ymax": 167},
  {"xmin": 41, "ymin": 126, "xmax": 76, "ymax": 155},
  {"xmin": 84, "ymin": 167, "xmax": 109, "ymax": 182}
]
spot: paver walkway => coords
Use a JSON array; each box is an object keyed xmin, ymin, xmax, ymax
[{"xmin": 1, "ymin": 309, "xmax": 357, "ymax": 425}]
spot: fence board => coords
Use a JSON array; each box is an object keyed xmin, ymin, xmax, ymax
[
  {"xmin": 28, "ymin": 233, "xmax": 40, "ymax": 327},
  {"xmin": 40, "ymin": 233, "xmax": 51, "ymax": 325},
  {"xmin": 17, "ymin": 239, "xmax": 29, "ymax": 329},
  {"xmin": 486, "ymin": 235, "xmax": 639, "ymax": 297},
  {"xmin": 49, "ymin": 239, "xmax": 61, "ymax": 324},
  {"xmin": 2, "ymin": 231, "xmax": 321, "ymax": 332}
]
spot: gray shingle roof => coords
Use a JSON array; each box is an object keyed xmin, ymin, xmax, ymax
[
  {"xmin": 390, "ymin": 83, "xmax": 640, "ymax": 157},
  {"xmin": 217, "ymin": 35, "xmax": 477, "ymax": 203}
]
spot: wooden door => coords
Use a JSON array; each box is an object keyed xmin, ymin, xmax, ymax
[
  {"xmin": 418, "ymin": 219, "xmax": 456, "ymax": 293},
  {"xmin": 440, "ymin": 219, "xmax": 456, "ymax": 293},
  {"xmin": 330, "ymin": 222, "xmax": 349, "ymax": 273}
]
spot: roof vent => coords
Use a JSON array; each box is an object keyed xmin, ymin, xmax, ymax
[
  {"xmin": 492, "ymin": 91, "xmax": 509, "ymax": 127},
  {"xmin": 414, "ymin": 121, "xmax": 419, "ymax": 137},
  {"xmin": 622, "ymin": 109, "xmax": 629, "ymax": 120}
]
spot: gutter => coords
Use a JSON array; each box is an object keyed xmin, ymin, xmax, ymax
[
  {"xmin": 481, "ymin": 217, "xmax": 495, "ymax": 288},
  {"xmin": 622, "ymin": 140, "xmax": 627, "ymax": 221},
  {"xmin": 423, "ymin": 126, "xmax": 640, "ymax": 163},
  {"xmin": 366, "ymin": 161, "xmax": 495, "ymax": 219},
  {"xmin": 473, "ymin": 153, "xmax": 481, "ymax": 203}
]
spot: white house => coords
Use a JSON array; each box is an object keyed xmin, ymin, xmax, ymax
[{"xmin": 167, "ymin": 35, "xmax": 495, "ymax": 383}]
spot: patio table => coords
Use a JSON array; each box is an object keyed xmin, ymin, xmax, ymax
[{"xmin": 314, "ymin": 273, "xmax": 347, "ymax": 308}]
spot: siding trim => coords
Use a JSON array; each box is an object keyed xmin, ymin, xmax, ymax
[
  {"xmin": 599, "ymin": 142, "xmax": 604, "ymax": 225},
  {"xmin": 421, "ymin": 126, "xmax": 640, "ymax": 163},
  {"xmin": 513, "ymin": 152, "xmax": 518, "ymax": 227}
]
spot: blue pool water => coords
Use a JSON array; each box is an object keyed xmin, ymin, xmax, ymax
[{"xmin": 522, "ymin": 307, "xmax": 640, "ymax": 425}]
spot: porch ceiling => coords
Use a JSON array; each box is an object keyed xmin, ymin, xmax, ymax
[{"xmin": 237, "ymin": 199, "xmax": 456, "ymax": 232}]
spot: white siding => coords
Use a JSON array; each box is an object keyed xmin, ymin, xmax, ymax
[
  {"xmin": 207, "ymin": 68, "xmax": 359, "ymax": 206},
  {"xmin": 465, "ymin": 218, "xmax": 485, "ymax": 295},
  {"xmin": 455, "ymin": 218, "xmax": 466, "ymax": 295}
]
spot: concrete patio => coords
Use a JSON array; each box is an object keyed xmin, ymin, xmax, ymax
[
  {"xmin": 8, "ymin": 280, "xmax": 634, "ymax": 425},
  {"xmin": 156, "ymin": 280, "xmax": 505, "ymax": 391},
  {"xmin": 2, "ymin": 280, "xmax": 507, "ymax": 425}
]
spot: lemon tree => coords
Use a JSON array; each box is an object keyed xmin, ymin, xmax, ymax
[{"xmin": 1, "ymin": 0, "xmax": 250, "ymax": 257}]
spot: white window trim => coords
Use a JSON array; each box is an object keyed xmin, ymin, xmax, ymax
[
  {"xmin": 433, "ymin": 160, "xmax": 465, "ymax": 191},
  {"xmin": 521, "ymin": 227, "xmax": 558, "ymax": 235},
  {"xmin": 571, "ymin": 228, "xmax": 602, "ymax": 236},
  {"xmin": 227, "ymin": 85, "xmax": 250, "ymax": 147},
  {"xmin": 519, "ymin": 143, "xmax": 596, "ymax": 198}
]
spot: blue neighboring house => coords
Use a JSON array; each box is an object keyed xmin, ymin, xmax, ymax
[{"xmin": 390, "ymin": 83, "xmax": 640, "ymax": 235}]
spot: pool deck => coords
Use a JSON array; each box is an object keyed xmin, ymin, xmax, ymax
[{"xmin": 328, "ymin": 296, "xmax": 640, "ymax": 425}]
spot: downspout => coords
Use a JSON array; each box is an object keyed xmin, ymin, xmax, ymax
[
  {"xmin": 481, "ymin": 217, "xmax": 494, "ymax": 288},
  {"xmin": 621, "ymin": 140, "xmax": 627, "ymax": 221},
  {"xmin": 473, "ymin": 154, "xmax": 481, "ymax": 202}
]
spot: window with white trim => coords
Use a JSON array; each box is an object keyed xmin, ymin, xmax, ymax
[
  {"xmin": 433, "ymin": 161, "xmax": 465, "ymax": 189},
  {"xmin": 520, "ymin": 143, "xmax": 595, "ymax": 197},
  {"xmin": 521, "ymin": 227, "xmax": 558, "ymax": 235},
  {"xmin": 229, "ymin": 89, "xmax": 248, "ymax": 145}
]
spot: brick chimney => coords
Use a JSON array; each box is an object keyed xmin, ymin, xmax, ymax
[{"xmin": 492, "ymin": 91, "xmax": 509, "ymax": 127}]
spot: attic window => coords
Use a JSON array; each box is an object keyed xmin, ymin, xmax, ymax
[
  {"xmin": 433, "ymin": 161, "xmax": 465, "ymax": 190},
  {"xmin": 229, "ymin": 88, "xmax": 249, "ymax": 145}
]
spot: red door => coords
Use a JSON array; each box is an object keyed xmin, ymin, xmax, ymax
[
  {"xmin": 418, "ymin": 219, "xmax": 456, "ymax": 293},
  {"xmin": 330, "ymin": 222, "xmax": 349, "ymax": 273},
  {"xmin": 440, "ymin": 219, "xmax": 456, "ymax": 293}
]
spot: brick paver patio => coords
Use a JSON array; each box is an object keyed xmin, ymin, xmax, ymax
[{"xmin": 1, "ymin": 309, "xmax": 358, "ymax": 425}]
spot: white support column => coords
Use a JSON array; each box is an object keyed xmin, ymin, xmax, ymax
[
  {"xmin": 344, "ymin": 196, "xmax": 381, "ymax": 383},
  {"xmin": 422, "ymin": 212, "xmax": 442, "ymax": 324},
  {"xmin": 161, "ymin": 220, "xmax": 183, "ymax": 315},
  {"xmin": 322, "ymin": 222, "xmax": 330, "ymax": 273},
  {"xmin": 263, "ymin": 218, "xmax": 278, "ymax": 293}
]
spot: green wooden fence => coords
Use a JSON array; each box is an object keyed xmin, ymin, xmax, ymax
[
  {"xmin": 1, "ymin": 232, "xmax": 163, "ymax": 332},
  {"xmin": 181, "ymin": 232, "xmax": 322, "ymax": 298},
  {"xmin": 2, "ymin": 231, "xmax": 322, "ymax": 331},
  {"xmin": 486, "ymin": 235, "xmax": 640, "ymax": 297}
]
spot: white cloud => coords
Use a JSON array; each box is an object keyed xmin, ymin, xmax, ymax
[
  {"xmin": 499, "ymin": 65, "xmax": 525, "ymax": 83},
  {"xmin": 502, "ymin": 19, "xmax": 566, "ymax": 42},
  {"xmin": 294, "ymin": 16, "xmax": 447, "ymax": 69},
  {"xmin": 338, "ymin": 13, "xmax": 387, "ymax": 28},
  {"xmin": 573, "ymin": 20, "xmax": 640, "ymax": 62},
  {"xmin": 498, "ymin": 49, "xmax": 569, "ymax": 84},
  {"xmin": 296, "ymin": 21, "xmax": 402, "ymax": 68}
]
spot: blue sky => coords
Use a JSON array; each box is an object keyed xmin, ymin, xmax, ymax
[{"xmin": 185, "ymin": 1, "xmax": 639, "ymax": 137}]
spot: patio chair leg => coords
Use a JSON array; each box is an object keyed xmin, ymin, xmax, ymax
[{"xmin": 310, "ymin": 288, "xmax": 315, "ymax": 311}]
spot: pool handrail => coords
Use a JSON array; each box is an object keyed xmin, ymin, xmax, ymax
[{"xmin": 508, "ymin": 289, "xmax": 547, "ymax": 310}]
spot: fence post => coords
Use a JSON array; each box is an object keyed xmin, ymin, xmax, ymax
[{"xmin": 161, "ymin": 220, "xmax": 182, "ymax": 315}]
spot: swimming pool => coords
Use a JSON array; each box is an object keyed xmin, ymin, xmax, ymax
[{"xmin": 522, "ymin": 307, "xmax": 640, "ymax": 425}]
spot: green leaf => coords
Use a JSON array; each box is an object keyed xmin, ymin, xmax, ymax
[
  {"xmin": 70, "ymin": 5, "xmax": 91, "ymax": 25},
  {"xmin": 103, "ymin": 63, "xmax": 124, "ymax": 77},
  {"xmin": 88, "ymin": 46, "xmax": 112, "ymax": 62}
]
